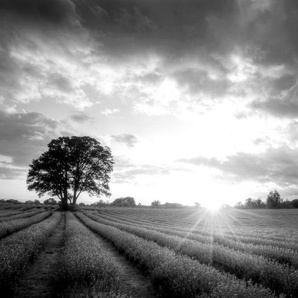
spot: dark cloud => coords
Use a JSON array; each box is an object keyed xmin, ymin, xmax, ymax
[
  {"xmin": 0, "ymin": 110, "xmax": 58, "ymax": 167},
  {"xmin": 270, "ymin": 75, "xmax": 297, "ymax": 94},
  {"xmin": 251, "ymin": 1, "xmax": 298, "ymax": 67},
  {"xmin": 172, "ymin": 68, "xmax": 230, "ymax": 97},
  {"xmin": 0, "ymin": 0, "xmax": 76, "ymax": 26},
  {"xmin": 69, "ymin": 0, "xmax": 298, "ymax": 70},
  {"xmin": 179, "ymin": 147, "xmax": 298, "ymax": 187},
  {"xmin": 72, "ymin": 0, "xmax": 238, "ymax": 60},
  {"xmin": 48, "ymin": 73, "xmax": 74, "ymax": 93},
  {"xmin": 251, "ymin": 83, "xmax": 298, "ymax": 118},
  {"xmin": 111, "ymin": 134, "xmax": 138, "ymax": 147},
  {"xmin": 1, "ymin": 0, "xmax": 298, "ymax": 116},
  {"xmin": 0, "ymin": 0, "xmax": 90, "ymax": 107}
]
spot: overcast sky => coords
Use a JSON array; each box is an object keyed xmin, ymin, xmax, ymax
[{"xmin": 1, "ymin": 0, "xmax": 298, "ymax": 207}]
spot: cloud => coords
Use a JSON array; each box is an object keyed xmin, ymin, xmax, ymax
[
  {"xmin": 0, "ymin": 110, "xmax": 59, "ymax": 167},
  {"xmin": 179, "ymin": 147, "xmax": 298, "ymax": 187},
  {"xmin": 111, "ymin": 134, "xmax": 138, "ymax": 147},
  {"xmin": 0, "ymin": 166, "xmax": 27, "ymax": 180},
  {"xmin": 113, "ymin": 165, "xmax": 170, "ymax": 184},
  {"xmin": 2, "ymin": 0, "xmax": 298, "ymax": 121},
  {"xmin": 0, "ymin": 0, "xmax": 76, "ymax": 26},
  {"xmin": 125, "ymin": 165, "xmax": 170, "ymax": 177},
  {"xmin": 101, "ymin": 108, "xmax": 120, "ymax": 116},
  {"xmin": 70, "ymin": 112, "xmax": 92, "ymax": 123},
  {"xmin": 172, "ymin": 68, "xmax": 231, "ymax": 97},
  {"xmin": 0, "ymin": 0, "xmax": 97, "ymax": 109},
  {"xmin": 112, "ymin": 155, "xmax": 171, "ymax": 184},
  {"xmin": 251, "ymin": 82, "xmax": 298, "ymax": 118}
]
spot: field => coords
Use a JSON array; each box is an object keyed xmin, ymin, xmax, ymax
[{"xmin": 0, "ymin": 204, "xmax": 297, "ymax": 297}]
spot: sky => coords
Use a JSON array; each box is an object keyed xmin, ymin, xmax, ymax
[{"xmin": 1, "ymin": 0, "xmax": 298, "ymax": 207}]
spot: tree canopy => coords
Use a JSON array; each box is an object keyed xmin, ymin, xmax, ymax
[
  {"xmin": 27, "ymin": 136, "xmax": 114, "ymax": 210},
  {"xmin": 110, "ymin": 197, "xmax": 136, "ymax": 207},
  {"xmin": 266, "ymin": 190, "xmax": 282, "ymax": 209}
]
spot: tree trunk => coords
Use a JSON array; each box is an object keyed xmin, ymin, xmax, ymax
[
  {"xmin": 62, "ymin": 169, "xmax": 69, "ymax": 210},
  {"xmin": 61, "ymin": 196, "xmax": 68, "ymax": 210}
]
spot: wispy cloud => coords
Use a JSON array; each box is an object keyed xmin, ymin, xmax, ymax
[
  {"xmin": 70, "ymin": 112, "xmax": 92, "ymax": 123},
  {"xmin": 0, "ymin": 110, "xmax": 59, "ymax": 167},
  {"xmin": 179, "ymin": 147, "xmax": 298, "ymax": 188},
  {"xmin": 111, "ymin": 134, "xmax": 138, "ymax": 148},
  {"xmin": 113, "ymin": 156, "xmax": 170, "ymax": 184}
]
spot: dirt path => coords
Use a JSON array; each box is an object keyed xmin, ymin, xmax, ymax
[
  {"xmin": 13, "ymin": 212, "xmax": 66, "ymax": 298},
  {"xmin": 77, "ymin": 217, "xmax": 157, "ymax": 298}
]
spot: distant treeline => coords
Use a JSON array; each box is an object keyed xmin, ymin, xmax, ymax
[
  {"xmin": 235, "ymin": 190, "xmax": 298, "ymax": 209},
  {"xmin": 89, "ymin": 198, "xmax": 184, "ymax": 209},
  {"xmin": 0, "ymin": 197, "xmax": 185, "ymax": 209}
]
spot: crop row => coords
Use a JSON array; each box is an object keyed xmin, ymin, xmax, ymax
[
  {"xmin": 100, "ymin": 208, "xmax": 298, "ymax": 243},
  {"xmin": 0, "ymin": 203, "xmax": 39, "ymax": 211},
  {"xmin": 97, "ymin": 210, "xmax": 298, "ymax": 252},
  {"xmin": 84, "ymin": 211, "xmax": 298, "ymax": 297},
  {"xmin": 0, "ymin": 212, "xmax": 61, "ymax": 296},
  {"xmin": 0, "ymin": 210, "xmax": 52, "ymax": 240},
  {"xmin": 0, "ymin": 209, "xmax": 46, "ymax": 223},
  {"xmin": 88, "ymin": 211, "xmax": 298, "ymax": 269},
  {"xmin": 0, "ymin": 210, "xmax": 24, "ymax": 218},
  {"xmin": 55, "ymin": 212, "xmax": 129, "ymax": 297},
  {"xmin": 76, "ymin": 212, "xmax": 276, "ymax": 298}
]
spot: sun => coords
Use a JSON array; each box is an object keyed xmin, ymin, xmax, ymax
[{"xmin": 204, "ymin": 201, "xmax": 222, "ymax": 212}]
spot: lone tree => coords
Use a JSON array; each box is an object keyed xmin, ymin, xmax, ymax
[{"xmin": 27, "ymin": 136, "xmax": 114, "ymax": 210}]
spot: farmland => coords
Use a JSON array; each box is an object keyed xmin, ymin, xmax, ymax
[{"xmin": 0, "ymin": 203, "xmax": 297, "ymax": 297}]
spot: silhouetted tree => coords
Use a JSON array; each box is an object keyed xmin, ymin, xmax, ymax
[
  {"xmin": 266, "ymin": 190, "xmax": 281, "ymax": 209},
  {"xmin": 234, "ymin": 201, "xmax": 244, "ymax": 209},
  {"xmin": 91, "ymin": 199, "xmax": 109, "ymax": 207},
  {"xmin": 292, "ymin": 199, "xmax": 298, "ymax": 208},
  {"xmin": 164, "ymin": 202, "xmax": 183, "ymax": 209},
  {"xmin": 255, "ymin": 198, "xmax": 266, "ymax": 208},
  {"xmin": 111, "ymin": 197, "xmax": 136, "ymax": 207},
  {"xmin": 245, "ymin": 198, "xmax": 253, "ymax": 208},
  {"xmin": 151, "ymin": 200, "xmax": 161, "ymax": 208},
  {"xmin": 25, "ymin": 200, "xmax": 34, "ymax": 204},
  {"xmin": 27, "ymin": 136, "xmax": 113, "ymax": 210},
  {"xmin": 5, "ymin": 199, "xmax": 19, "ymax": 204},
  {"xmin": 44, "ymin": 198, "xmax": 57, "ymax": 205}
]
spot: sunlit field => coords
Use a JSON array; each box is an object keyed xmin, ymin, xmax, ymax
[{"xmin": 0, "ymin": 203, "xmax": 298, "ymax": 297}]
